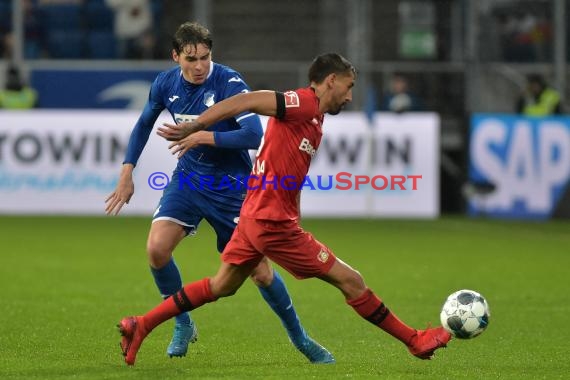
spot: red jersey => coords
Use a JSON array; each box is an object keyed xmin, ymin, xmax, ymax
[{"xmin": 241, "ymin": 87, "xmax": 324, "ymax": 221}]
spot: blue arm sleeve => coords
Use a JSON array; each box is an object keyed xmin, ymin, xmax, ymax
[
  {"xmin": 123, "ymin": 102, "xmax": 163, "ymax": 166},
  {"xmin": 213, "ymin": 112, "xmax": 263, "ymax": 150},
  {"xmin": 123, "ymin": 77, "xmax": 165, "ymax": 166}
]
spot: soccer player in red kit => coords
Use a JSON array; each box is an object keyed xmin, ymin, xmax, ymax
[{"xmin": 118, "ymin": 53, "xmax": 452, "ymax": 366}]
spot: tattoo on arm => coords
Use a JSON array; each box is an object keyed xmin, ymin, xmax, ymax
[{"xmin": 182, "ymin": 121, "xmax": 207, "ymax": 137}]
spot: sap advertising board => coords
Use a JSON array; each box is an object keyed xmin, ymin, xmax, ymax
[{"xmin": 469, "ymin": 114, "xmax": 570, "ymax": 219}]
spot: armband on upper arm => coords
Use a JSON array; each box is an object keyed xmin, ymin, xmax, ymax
[{"xmin": 275, "ymin": 91, "xmax": 285, "ymax": 119}]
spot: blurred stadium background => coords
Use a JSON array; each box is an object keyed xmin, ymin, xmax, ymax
[{"xmin": 1, "ymin": 0, "xmax": 570, "ymax": 218}]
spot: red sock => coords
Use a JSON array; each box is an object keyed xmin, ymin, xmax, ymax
[
  {"xmin": 142, "ymin": 278, "xmax": 217, "ymax": 331},
  {"xmin": 347, "ymin": 288, "xmax": 416, "ymax": 345}
]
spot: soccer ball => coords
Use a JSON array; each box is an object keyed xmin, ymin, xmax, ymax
[{"xmin": 440, "ymin": 289, "xmax": 490, "ymax": 339}]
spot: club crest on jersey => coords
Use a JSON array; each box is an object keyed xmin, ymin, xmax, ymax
[
  {"xmin": 284, "ymin": 91, "xmax": 300, "ymax": 108},
  {"xmin": 317, "ymin": 249, "xmax": 330, "ymax": 263},
  {"xmin": 203, "ymin": 91, "xmax": 215, "ymax": 107}
]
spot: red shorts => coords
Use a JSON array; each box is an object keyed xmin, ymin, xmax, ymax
[{"xmin": 221, "ymin": 216, "xmax": 337, "ymax": 279}]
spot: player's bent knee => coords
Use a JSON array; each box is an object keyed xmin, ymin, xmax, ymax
[
  {"xmin": 249, "ymin": 261, "xmax": 273, "ymax": 287},
  {"xmin": 249, "ymin": 270, "xmax": 273, "ymax": 287},
  {"xmin": 351, "ymin": 270, "xmax": 366, "ymax": 291},
  {"xmin": 146, "ymin": 241, "xmax": 173, "ymax": 269},
  {"xmin": 146, "ymin": 221, "xmax": 185, "ymax": 268},
  {"xmin": 331, "ymin": 265, "xmax": 367, "ymax": 299}
]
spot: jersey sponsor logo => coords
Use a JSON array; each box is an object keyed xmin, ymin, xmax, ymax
[
  {"xmin": 168, "ymin": 95, "xmax": 180, "ymax": 102},
  {"xmin": 284, "ymin": 91, "xmax": 300, "ymax": 108},
  {"xmin": 203, "ymin": 91, "xmax": 215, "ymax": 107},
  {"xmin": 174, "ymin": 113, "xmax": 199, "ymax": 123},
  {"xmin": 317, "ymin": 249, "xmax": 330, "ymax": 263},
  {"xmin": 299, "ymin": 137, "xmax": 316, "ymax": 157},
  {"xmin": 228, "ymin": 76, "xmax": 243, "ymax": 83}
]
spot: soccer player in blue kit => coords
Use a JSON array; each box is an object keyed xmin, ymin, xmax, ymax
[{"xmin": 105, "ymin": 22, "xmax": 333, "ymax": 363}]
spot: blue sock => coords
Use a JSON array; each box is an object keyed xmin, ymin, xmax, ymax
[
  {"xmin": 150, "ymin": 258, "xmax": 191, "ymax": 326},
  {"xmin": 258, "ymin": 270, "xmax": 307, "ymax": 345}
]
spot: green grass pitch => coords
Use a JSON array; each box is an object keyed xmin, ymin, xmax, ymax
[{"xmin": 1, "ymin": 216, "xmax": 569, "ymax": 379}]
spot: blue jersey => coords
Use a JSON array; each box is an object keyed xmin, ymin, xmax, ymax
[
  {"xmin": 124, "ymin": 61, "xmax": 263, "ymax": 185},
  {"xmin": 123, "ymin": 62, "xmax": 262, "ymax": 248}
]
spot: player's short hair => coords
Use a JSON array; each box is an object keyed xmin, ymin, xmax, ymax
[
  {"xmin": 308, "ymin": 53, "xmax": 356, "ymax": 84},
  {"xmin": 172, "ymin": 22, "xmax": 213, "ymax": 54}
]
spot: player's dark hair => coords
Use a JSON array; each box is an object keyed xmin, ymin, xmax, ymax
[
  {"xmin": 172, "ymin": 22, "xmax": 213, "ymax": 54},
  {"xmin": 308, "ymin": 53, "xmax": 356, "ymax": 84}
]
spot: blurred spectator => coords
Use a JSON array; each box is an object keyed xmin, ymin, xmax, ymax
[
  {"xmin": 1, "ymin": 0, "xmax": 46, "ymax": 59},
  {"xmin": 0, "ymin": 65, "xmax": 38, "ymax": 109},
  {"xmin": 157, "ymin": 0, "xmax": 192, "ymax": 58},
  {"xmin": 0, "ymin": 0, "xmax": 12, "ymax": 59},
  {"xmin": 23, "ymin": 0, "xmax": 44, "ymax": 59},
  {"xmin": 515, "ymin": 74, "xmax": 561, "ymax": 116},
  {"xmin": 380, "ymin": 73, "xmax": 423, "ymax": 113},
  {"xmin": 105, "ymin": 0, "xmax": 155, "ymax": 59},
  {"xmin": 38, "ymin": 0, "xmax": 82, "ymax": 4},
  {"xmin": 1, "ymin": 32, "xmax": 13, "ymax": 59},
  {"xmin": 497, "ymin": 10, "xmax": 552, "ymax": 62}
]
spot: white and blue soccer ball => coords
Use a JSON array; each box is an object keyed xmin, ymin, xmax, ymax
[{"xmin": 440, "ymin": 289, "xmax": 490, "ymax": 339}]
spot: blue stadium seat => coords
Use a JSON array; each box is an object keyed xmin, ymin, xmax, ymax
[
  {"xmin": 85, "ymin": 2, "xmax": 114, "ymax": 31},
  {"xmin": 88, "ymin": 31, "xmax": 117, "ymax": 59},
  {"xmin": 46, "ymin": 30, "xmax": 84, "ymax": 59},
  {"xmin": 38, "ymin": 4, "xmax": 83, "ymax": 30},
  {"xmin": 24, "ymin": 41, "xmax": 40, "ymax": 59},
  {"xmin": 151, "ymin": 0, "xmax": 162, "ymax": 30},
  {"xmin": 0, "ymin": 1, "xmax": 12, "ymax": 31}
]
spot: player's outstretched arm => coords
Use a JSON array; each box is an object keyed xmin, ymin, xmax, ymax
[
  {"xmin": 105, "ymin": 164, "xmax": 135, "ymax": 215},
  {"xmin": 157, "ymin": 90, "xmax": 277, "ymax": 157},
  {"xmin": 158, "ymin": 90, "xmax": 278, "ymax": 139},
  {"xmin": 105, "ymin": 78, "xmax": 164, "ymax": 213}
]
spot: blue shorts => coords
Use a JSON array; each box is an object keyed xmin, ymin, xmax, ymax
[{"xmin": 152, "ymin": 169, "xmax": 246, "ymax": 252}]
